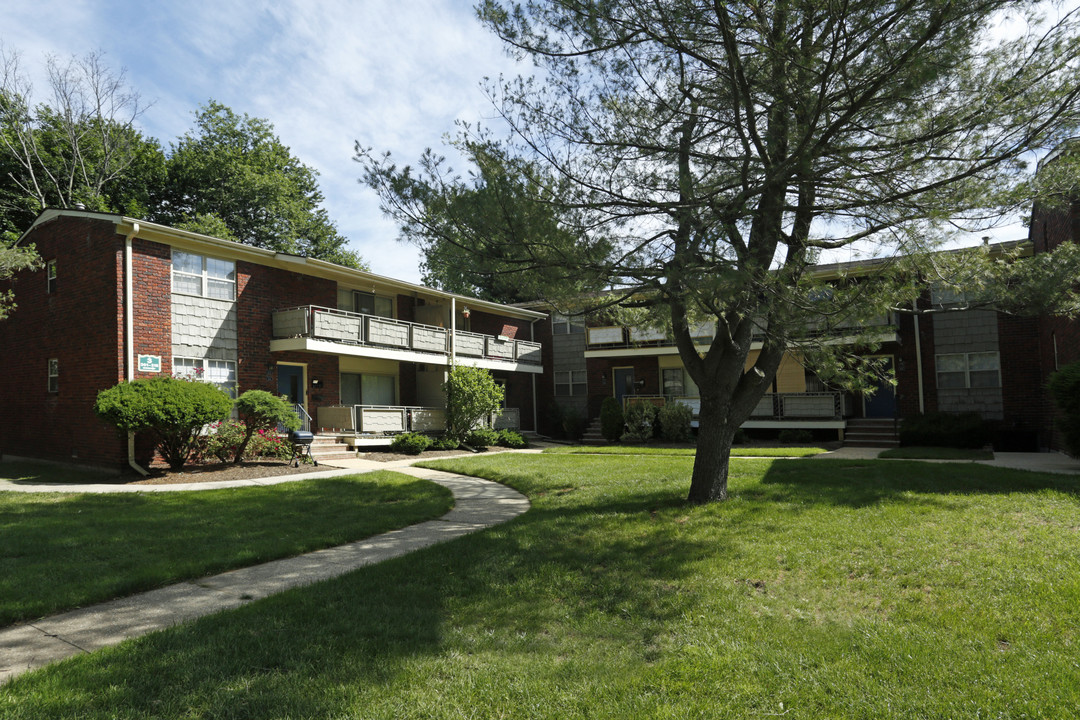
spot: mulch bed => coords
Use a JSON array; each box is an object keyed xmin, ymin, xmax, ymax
[{"xmin": 129, "ymin": 460, "xmax": 318, "ymax": 485}]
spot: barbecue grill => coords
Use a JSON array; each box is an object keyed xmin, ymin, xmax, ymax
[{"xmin": 288, "ymin": 430, "xmax": 318, "ymax": 467}]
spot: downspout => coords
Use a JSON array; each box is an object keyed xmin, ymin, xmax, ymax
[
  {"xmin": 530, "ymin": 317, "xmax": 539, "ymax": 433},
  {"xmin": 124, "ymin": 224, "xmax": 149, "ymax": 476},
  {"xmin": 912, "ymin": 302, "xmax": 925, "ymax": 414},
  {"xmin": 449, "ymin": 297, "xmax": 456, "ymax": 366}
]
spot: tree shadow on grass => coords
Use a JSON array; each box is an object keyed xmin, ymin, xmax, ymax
[
  {"xmin": 1, "ymin": 483, "xmax": 740, "ymax": 718},
  {"xmin": 754, "ymin": 458, "xmax": 1080, "ymax": 509}
]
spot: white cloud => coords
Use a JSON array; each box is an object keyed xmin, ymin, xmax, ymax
[{"xmin": 1, "ymin": 0, "xmax": 526, "ymax": 283}]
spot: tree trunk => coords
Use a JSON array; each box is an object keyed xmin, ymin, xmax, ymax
[{"xmin": 687, "ymin": 398, "xmax": 737, "ymax": 503}]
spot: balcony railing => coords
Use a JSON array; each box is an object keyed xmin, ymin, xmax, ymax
[
  {"xmin": 316, "ymin": 404, "xmax": 521, "ymax": 434},
  {"xmin": 587, "ymin": 315, "xmax": 897, "ymax": 349},
  {"xmin": 272, "ymin": 306, "xmax": 542, "ymax": 365}
]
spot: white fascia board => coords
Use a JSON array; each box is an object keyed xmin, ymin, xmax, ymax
[
  {"xmin": 110, "ymin": 215, "xmax": 545, "ymax": 321},
  {"xmin": 583, "ymin": 343, "xmax": 736, "ymax": 359},
  {"xmin": 454, "ymin": 356, "xmax": 545, "ymax": 375},
  {"xmin": 269, "ymin": 338, "xmax": 451, "ymax": 366}
]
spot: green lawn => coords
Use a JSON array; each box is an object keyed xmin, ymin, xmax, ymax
[
  {"xmin": 879, "ymin": 446, "xmax": 995, "ymax": 460},
  {"xmin": 0, "ymin": 471, "xmax": 452, "ymax": 626},
  {"xmin": 544, "ymin": 444, "xmax": 828, "ymax": 457},
  {"xmin": 3, "ymin": 455, "xmax": 1079, "ymax": 718}
]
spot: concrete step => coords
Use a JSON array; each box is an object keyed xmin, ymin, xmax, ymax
[
  {"xmin": 308, "ymin": 451, "xmax": 357, "ymax": 462},
  {"xmin": 845, "ymin": 440, "xmax": 900, "ymax": 448}
]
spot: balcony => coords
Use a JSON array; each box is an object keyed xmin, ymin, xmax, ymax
[
  {"xmin": 270, "ymin": 305, "xmax": 543, "ymax": 373},
  {"xmin": 585, "ymin": 314, "xmax": 898, "ymax": 356},
  {"xmin": 316, "ymin": 404, "xmax": 521, "ymax": 437}
]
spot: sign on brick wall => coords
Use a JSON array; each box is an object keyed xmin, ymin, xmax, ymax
[{"xmin": 138, "ymin": 355, "xmax": 162, "ymax": 373}]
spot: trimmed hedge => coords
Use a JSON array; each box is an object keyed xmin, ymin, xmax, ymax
[
  {"xmin": 390, "ymin": 432, "xmax": 433, "ymax": 455},
  {"xmin": 600, "ymin": 396, "xmax": 624, "ymax": 442},
  {"xmin": 899, "ymin": 412, "xmax": 988, "ymax": 449}
]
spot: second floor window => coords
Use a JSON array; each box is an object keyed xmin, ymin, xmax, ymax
[
  {"xmin": 338, "ymin": 288, "xmax": 393, "ymax": 318},
  {"xmin": 47, "ymin": 358, "xmax": 58, "ymax": 392},
  {"xmin": 46, "ymin": 259, "xmax": 57, "ymax": 293},
  {"xmin": 937, "ymin": 352, "xmax": 1000, "ymax": 389},
  {"xmin": 555, "ymin": 370, "xmax": 587, "ymax": 396},
  {"xmin": 552, "ymin": 313, "xmax": 585, "ymax": 334},
  {"xmin": 173, "ymin": 251, "xmax": 235, "ymax": 301}
]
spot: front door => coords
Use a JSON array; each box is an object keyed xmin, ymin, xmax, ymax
[
  {"xmin": 277, "ymin": 365, "xmax": 305, "ymax": 407},
  {"xmin": 864, "ymin": 357, "xmax": 896, "ymax": 418},
  {"xmin": 613, "ymin": 367, "xmax": 636, "ymax": 407}
]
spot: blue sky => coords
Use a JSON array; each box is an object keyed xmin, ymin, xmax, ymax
[
  {"xmin": 1, "ymin": 1, "xmax": 526, "ymax": 283},
  {"xmin": 2, "ymin": 2, "xmax": 1076, "ymax": 283}
]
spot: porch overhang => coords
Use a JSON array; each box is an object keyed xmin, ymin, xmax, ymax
[{"xmin": 269, "ymin": 337, "xmax": 544, "ymax": 374}]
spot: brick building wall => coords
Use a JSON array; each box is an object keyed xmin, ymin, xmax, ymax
[
  {"xmin": 235, "ymin": 259, "xmax": 337, "ymax": 405},
  {"xmin": 0, "ymin": 216, "xmax": 127, "ymax": 467}
]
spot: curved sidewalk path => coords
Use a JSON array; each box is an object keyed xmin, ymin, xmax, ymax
[{"xmin": 0, "ymin": 462, "xmax": 530, "ymax": 683}]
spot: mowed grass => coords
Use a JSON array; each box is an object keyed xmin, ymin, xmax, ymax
[
  {"xmin": 0, "ymin": 471, "xmax": 453, "ymax": 626},
  {"xmin": 544, "ymin": 444, "xmax": 828, "ymax": 457},
  {"xmin": 3, "ymin": 455, "xmax": 1080, "ymax": 718}
]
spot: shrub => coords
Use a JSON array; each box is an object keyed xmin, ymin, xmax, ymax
[
  {"xmin": 233, "ymin": 390, "xmax": 300, "ymax": 464},
  {"xmin": 1048, "ymin": 361, "xmax": 1080, "ymax": 456},
  {"xmin": 621, "ymin": 402, "xmax": 658, "ymax": 443},
  {"xmin": 733, "ymin": 428, "xmax": 749, "ymax": 445},
  {"xmin": 899, "ymin": 412, "xmax": 988, "ymax": 449},
  {"xmin": 560, "ymin": 407, "xmax": 586, "ymax": 441},
  {"xmin": 432, "ymin": 435, "xmax": 461, "ymax": 451},
  {"xmin": 658, "ymin": 402, "xmax": 693, "ymax": 442},
  {"xmin": 496, "ymin": 429, "xmax": 527, "ymax": 448},
  {"xmin": 94, "ymin": 377, "xmax": 234, "ymax": 470},
  {"xmin": 200, "ymin": 420, "xmax": 246, "ymax": 463},
  {"xmin": 465, "ymin": 427, "xmax": 500, "ymax": 447},
  {"xmin": 390, "ymin": 432, "xmax": 433, "ymax": 455},
  {"xmin": 778, "ymin": 428, "xmax": 814, "ymax": 444},
  {"xmin": 199, "ymin": 420, "xmax": 292, "ymax": 463},
  {"xmin": 600, "ymin": 396, "xmax": 624, "ymax": 442},
  {"xmin": 444, "ymin": 366, "xmax": 504, "ymax": 443}
]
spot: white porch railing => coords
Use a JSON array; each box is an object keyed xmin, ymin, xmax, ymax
[
  {"xmin": 273, "ymin": 306, "xmax": 542, "ymax": 366},
  {"xmin": 315, "ymin": 405, "xmax": 521, "ymax": 434}
]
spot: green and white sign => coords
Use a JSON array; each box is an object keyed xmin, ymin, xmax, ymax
[{"xmin": 138, "ymin": 355, "xmax": 162, "ymax": 373}]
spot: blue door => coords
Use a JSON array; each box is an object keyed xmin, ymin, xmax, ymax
[
  {"xmin": 613, "ymin": 367, "xmax": 635, "ymax": 408},
  {"xmin": 277, "ymin": 365, "xmax": 304, "ymax": 406},
  {"xmin": 864, "ymin": 357, "xmax": 896, "ymax": 418}
]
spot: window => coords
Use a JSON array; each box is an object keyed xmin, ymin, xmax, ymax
[
  {"xmin": 172, "ymin": 251, "xmax": 235, "ymax": 300},
  {"xmin": 173, "ymin": 357, "xmax": 237, "ymax": 397},
  {"xmin": 555, "ymin": 370, "xmax": 587, "ymax": 396},
  {"xmin": 47, "ymin": 358, "xmax": 58, "ymax": 392},
  {"xmin": 339, "ymin": 288, "xmax": 394, "ymax": 318},
  {"xmin": 936, "ymin": 352, "xmax": 1000, "ymax": 389},
  {"xmin": 552, "ymin": 313, "xmax": 585, "ymax": 334},
  {"xmin": 341, "ymin": 373, "xmax": 396, "ymax": 405},
  {"xmin": 662, "ymin": 368, "xmax": 685, "ymax": 396},
  {"xmin": 46, "ymin": 259, "xmax": 57, "ymax": 293}
]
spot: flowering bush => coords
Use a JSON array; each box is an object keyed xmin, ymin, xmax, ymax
[{"xmin": 198, "ymin": 420, "xmax": 291, "ymax": 463}]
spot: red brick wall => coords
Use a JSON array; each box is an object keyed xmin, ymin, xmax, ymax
[
  {"xmin": 585, "ymin": 356, "xmax": 660, "ymax": 418},
  {"xmin": 235, "ymin": 260, "xmax": 338, "ymax": 409},
  {"xmin": 469, "ymin": 309, "xmax": 530, "ymax": 340},
  {"xmin": 0, "ymin": 216, "xmax": 127, "ymax": 467},
  {"xmin": 131, "ymin": 239, "xmax": 173, "ymax": 380}
]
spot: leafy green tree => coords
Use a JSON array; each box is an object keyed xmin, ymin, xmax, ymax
[
  {"xmin": 443, "ymin": 365, "xmax": 505, "ymax": 443},
  {"xmin": 0, "ymin": 48, "xmax": 166, "ymax": 235},
  {"xmin": 94, "ymin": 377, "xmax": 234, "ymax": 470},
  {"xmin": 360, "ymin": 138, "xmax": 610, "ymax": 304},
  {"xmin": 162, "ymin": 101, "xmax": 365, "ymax": 268},
  {"xmin": 466, "ymin": 0, "xmax": 1080, "ymax": 502},
  {"xmin": 0, "ymin": 237, "xmax": 40, "ymax": 319},
  {"xmin": 233, "ymin": 390, "xmax": 300, "ymax": 464}
]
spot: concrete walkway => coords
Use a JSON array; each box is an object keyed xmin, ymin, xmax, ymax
[{"xmin": 0, "ymin": 462, "xmax": 530, "ymax": 683}]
